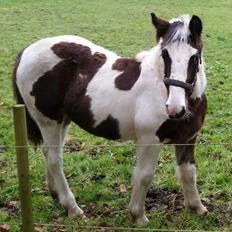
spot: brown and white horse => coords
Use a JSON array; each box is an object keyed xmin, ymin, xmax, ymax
[{"xmin": 13, "ymin": 13, "xmax": 207, "ymax": 225}]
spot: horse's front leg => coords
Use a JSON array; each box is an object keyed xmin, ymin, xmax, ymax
[
  {"xmin": 175, "ymin": 139, "xmax": 208, "ymax": 215},
  {"xmin": 129, "ymin": 134, "xmax": 160, "ymax": 225}
]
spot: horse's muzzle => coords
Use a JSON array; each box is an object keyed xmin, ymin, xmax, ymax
[{"xmin": 167, "ymin": 106, "xmax": 186, "ymax": 119}]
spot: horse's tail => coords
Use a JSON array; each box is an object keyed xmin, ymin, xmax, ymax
[{"xmin": 12, "ymin": 50, "xmax": 43, "ymax": 146}]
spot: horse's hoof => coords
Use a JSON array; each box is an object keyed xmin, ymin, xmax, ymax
[
  {"xmin": 135, "ymin": 215, "xmax": 149, "ymax": 226},
  {"xmin": 196, "ymin": 205, "xmax": 208, "ymax": 216},
  {"xmin": 68, "ymin": 205, "xmax": 86, "ymax": 218},
  {"xmin": 186, "ymin": 203, "xmax": 208, "ymax": 216},
  {"xmin": 129, "ymin": 211, "xmax": 149, "ymax": 226}
]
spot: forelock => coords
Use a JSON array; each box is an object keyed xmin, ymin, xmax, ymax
[{"xmin": 162, "ymin": 15, "xmax": 191, "ymax": 47}]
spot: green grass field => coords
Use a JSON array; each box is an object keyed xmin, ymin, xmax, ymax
[{"xmin": 0, "ymin": 0, "xmax": 232, "ymax": 231}]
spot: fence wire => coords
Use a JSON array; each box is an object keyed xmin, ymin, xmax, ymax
[
  {"xmin": 1, "ymin": 106, "xmax": 232, "ymax": 149},
  {"xmin": 34, "ymin": 223, "xmax": 220, "ymax": 232},
  {"xmin": 1, "ymin": 143, "xmax": 232, "ymax": 149}
]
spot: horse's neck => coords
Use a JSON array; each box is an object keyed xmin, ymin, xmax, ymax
[{"xmin": 136, "ymin": 45, "xmax": 163, "ymax": 79}]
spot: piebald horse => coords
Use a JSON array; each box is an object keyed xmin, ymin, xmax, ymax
[{"xmin": 13, "ymin": 13, "xmax": 207, "ymax": 224}]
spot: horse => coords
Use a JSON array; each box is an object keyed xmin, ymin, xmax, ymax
[{"xmin": 13, "ymin": 13, "xmax": 207, "ymax": 225}]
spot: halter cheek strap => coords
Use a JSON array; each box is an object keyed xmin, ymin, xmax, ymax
[{"xmin": 163, "ymin": 77, "xmax": 194, "ymax": 93}]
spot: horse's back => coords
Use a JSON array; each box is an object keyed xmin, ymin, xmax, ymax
[{"xmin": 16, "ymin": 35, "xmax": 117, "ymax": 84}]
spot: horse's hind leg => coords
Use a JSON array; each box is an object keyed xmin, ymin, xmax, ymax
[
  {"xmin": 175, "ymin": 139, "xmax": 208, "ymax": 215},
  {"xmin": 39, "ymin": 120, "xmax": 84, "ymax": 218},
  {"xmin": 42, "ymin": 120, "xmax": 68, "ymax": 199}
]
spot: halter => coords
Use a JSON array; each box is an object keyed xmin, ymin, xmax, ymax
[{"xmin": 163, "ymin": 77, "xmax": 194, "ymax": 94}]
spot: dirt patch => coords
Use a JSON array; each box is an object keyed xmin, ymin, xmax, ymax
[
  {"xmin": 64, "ymin": 139, "xmax": 82, "ymax": 153},
  {"xmin": 146, "ymin": 188, "xmax": 232, "ymax": 213},
  {"xmin": 0, "ymin": 201, "xmax": 19, "ymax": 218},
  {"xmin": 145, "ymin": 187, "xmax": 232, "ymax": 226},
  {"xmin": 145, "ymin": 188, "xmax": 184, "ymax": 213}
]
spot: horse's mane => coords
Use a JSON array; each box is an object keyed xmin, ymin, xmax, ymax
[{"xmin": 162, "ymin": 15, "xmax": 191, "ymax": 47}]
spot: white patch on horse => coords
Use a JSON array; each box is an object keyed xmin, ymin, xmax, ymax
[{"xmin": 86, "ymin": 59, "xmax": 135, "ymax": 139}]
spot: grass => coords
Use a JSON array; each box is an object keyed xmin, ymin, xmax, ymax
[{"xmin": 0, "ymin": 0, "xmax": 232, "ymax": 231}]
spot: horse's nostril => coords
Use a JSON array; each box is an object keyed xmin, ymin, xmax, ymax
[
  {"xmin": 176, "ymin": 107, "xmax": 186, "ymax": 118},
  {"xmin": 181, "ymin": 106, "xmax": 186, "ymax": 113}
]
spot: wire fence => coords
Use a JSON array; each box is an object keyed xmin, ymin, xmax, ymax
[
  {"xmin": 1, "ymin": 106, "xmax": 232, "ymax": 232},
  {"xmin": 33, "ymin": 223, "xmax": 222, "ymax": 232},
  {"xmin": 2, "ymin": 143, "xmax": 232, "ymax": 148},
  {"xmin": 0, "ymin": 222, "xmax": 223, "ymax": 232}
]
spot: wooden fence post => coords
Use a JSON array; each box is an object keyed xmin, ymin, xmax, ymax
[{"xmin": 13, "ymin": 104, "xmax": 34, "ymax": 232}]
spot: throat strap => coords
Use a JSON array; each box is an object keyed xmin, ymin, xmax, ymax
[{"xmin": 164, "ymin": 77, "xmax": 194, "ymax": 93}]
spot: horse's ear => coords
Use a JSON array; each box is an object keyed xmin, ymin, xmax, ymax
[
  {"xmin": 189, "ymin": 15, "xmax": 202, "ymax": 39},
  {"xmin": 151, "ymin": 13, "xmax": 170, "ymax": 41}
]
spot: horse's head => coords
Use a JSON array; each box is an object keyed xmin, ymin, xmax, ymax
[{"xmin": 151, "ymin": 13, "xmax": 206, "ymax": 119}]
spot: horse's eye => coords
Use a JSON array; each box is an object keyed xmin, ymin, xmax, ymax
[{"xmin": 192, "ymin": 55, "xmax": 199, "ymax": 65}]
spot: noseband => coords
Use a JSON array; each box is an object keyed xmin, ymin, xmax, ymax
[{"xmin": 163, "ymin": 77, "xmax": 194, "ymax": 94}]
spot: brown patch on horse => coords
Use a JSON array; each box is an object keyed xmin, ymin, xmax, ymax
[
  {"xmin": 30, "ymin": 55, "xmax": 78, "ymax": 122},
  {"xmin": 156, "ymin": 94, "xmax": 207, "ymax": 144},
  {"xmin": 189, "ymin": 37, "xmax": 202, "ymax": 50},
  {"xmin": 30, "ymin": 42, "xmax": 107, "ymax": 122},
  {"xmin": 161, "ymin": 49, "xmax": 172, "ymax": 78},
  {"xmin": 112, "ymin": 58, "xmax": 141, "ymax": 90},
  {"xmin": 189, "ymin": 15, "xmax": 203, "ymax": 50},
  {"xmin": 175, "ymin": 137, "xmax": 196, "ymax": 165},
  {"xmin": 186, "ymin": 54, "xmax": 199, "ymax": 85},
  {"xmin": 64, "ymin": 93, "xmax": 120, "ymax": 140},
  {"xmin": 151, "ymin": 13, "xmax": 170, "ymax": 42},
  {"xmin": 95, "ymin": 115, "xmax": 120, "ymax": 139},
  {"xmin": 30, "ymin": 41, "xmax": 119, "ymax": 139}
]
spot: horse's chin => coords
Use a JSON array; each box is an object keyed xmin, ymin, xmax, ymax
[{"xmin": 180, "ymin": 110, "xmax": 195, "ymax": 121}]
